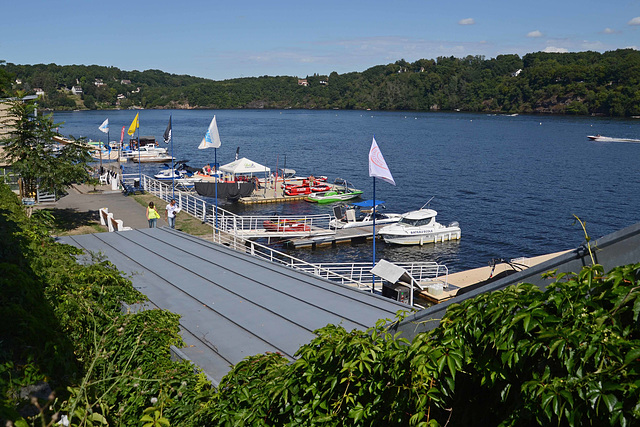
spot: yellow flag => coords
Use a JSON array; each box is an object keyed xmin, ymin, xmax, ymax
[{"xmin": 127, "ymin": 113, "xmax": 139, "ymax": 136}]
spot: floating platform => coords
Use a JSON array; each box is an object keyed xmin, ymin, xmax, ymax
[
  {"xmin": 238, "ymin": 183, "xmax": 340, "ymax": 204},
  {"xmin": 285, "ymin": 225, "xmax": 377, "ymax": 248},
  {"xmin": 416, "ymin": 251, "xmax": 570, "ymax": 304}
]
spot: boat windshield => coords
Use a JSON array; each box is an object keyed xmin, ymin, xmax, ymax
[{"xmin": 399, "ymin": 217, "xmax": 434, "ymax": 227}]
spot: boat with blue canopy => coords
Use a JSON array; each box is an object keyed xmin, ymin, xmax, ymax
[{"xmin": 329, "ymin": 199, "xmax": 402, "ymax": 229}]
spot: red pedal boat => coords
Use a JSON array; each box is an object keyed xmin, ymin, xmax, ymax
[
  {"xmin": 262, "ymin": 219, "xmax": 311, "ymax": 232},
  {"xmin": 284, "ymin": 185, "xmax": 313, "ymax": 196}
]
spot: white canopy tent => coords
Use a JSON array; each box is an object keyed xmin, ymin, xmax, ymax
[{"xmin": 219, "ymin": 157, "xmax": 270, "ymax": 177}]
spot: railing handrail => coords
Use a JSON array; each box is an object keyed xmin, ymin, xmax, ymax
[
  {"xmin": 139, "ymin": 175, "xmax": 371, "ymax": 290},
  {"xmin": 137, "ymin": 174, "xmax": 449, "ymax": 293}
]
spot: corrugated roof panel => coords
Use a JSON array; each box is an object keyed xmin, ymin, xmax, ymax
[{"xmin": 60, "ymin": 228, "xmax": 406, "ymax": 383}]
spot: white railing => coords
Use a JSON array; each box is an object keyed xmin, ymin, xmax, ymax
[
  {"xmin": 128, "ymin": 174, "xmax": 449, "ymax": 296},
  {"xmin": 291, "ymin": 261, "xmax": 449, "ymax": 288},
  {"xmin": 139, "ymin": 174, "xmax": 333, "ymax": 235},
  {"xmin": 210, "ymin": 229, "xmax": 372, "ymax": 290}
]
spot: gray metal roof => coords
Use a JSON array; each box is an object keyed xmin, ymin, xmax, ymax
[{"xmin": 59, "ymin": 228, "xmax": 406, "ymax": 385}]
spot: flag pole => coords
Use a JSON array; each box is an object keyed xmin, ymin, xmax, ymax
[
  {"xmin": 170, "ymin": 116, "xmax": 175, "ymax": 199},
  {"xmin": 106, "ymin": 128, "xmax": 110, "ymax": 170},
  {"xmin": 137, "ymin": 118, "xmax": 141, "ymax": 186},
  {"xmin": 214, "ymin": 147, "xmax": 218, "ymax": 231},
  {"xmin": 99, "ymin": 135, "xmax": 103, "ymax": 173},
  {"xmin": 372, "ymin": 177, "xmax": 376, "ymax": 293}
]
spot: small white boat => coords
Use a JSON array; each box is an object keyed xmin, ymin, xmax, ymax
[
  {"xmin": 329, "ymin": 200, "xmax": 402, "ymax": 229},
  {"xmin": 123, "ymin": 145, "xmax": 173, "ymax": 163},
  {"xmin": 587, "ymin": 135, "xmax": 640, "ymax": 143},
  {"xmin": 378, "ymin": 205, "xmax": 461, "ymax": 246},
  {"xmin": 131, "ymin": 154, "xmax": 175, "ymax": 163},
  {"xmin": 154, "ymin": 161, "xmax": 191, "ymax": 180}
]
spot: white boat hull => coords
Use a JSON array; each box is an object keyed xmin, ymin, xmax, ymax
[
  {"xmin": 380, "ymin": 226, "xmax": 461, "ymax": 245},
  {"xmin": 330, "ymin": 214, "xmax": 402, "ymax": 229},
  {"xmin": 587, "ymin": 135, "xmax": 640, "ymax": 143}
]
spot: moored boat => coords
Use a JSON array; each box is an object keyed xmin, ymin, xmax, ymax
[
  {"xmin": 306, "ymin": 178, "xmax": 362, "ymax": 204},
  {"xmin": 262, "ymin": 219, "xmax": 311, "ymax": 232},
  {"xmin": 378, "ymin": 206, "xmax": 461, "ymax": 245},
  {"xmin": 329, "ymin": 200, "xmax": 402, "ymax": 229},
  {"xmin": 306, "ymin": 189, "xmax": 363, "ymax": 204},
  {"xmin": 283, "ymin": 183, "xmax": 332, "ymax": 196}
]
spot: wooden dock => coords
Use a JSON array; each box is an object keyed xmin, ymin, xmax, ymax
[
  {"xmin": 285, "ymin": 226, "xmax": 377, "ymax": 248},
  {"xmin": 415, "ymin": 250, "xmax": 570, "ymax": 304},
  {"xmin": 238, "ymin": 181, "xmax": 346, "ymax": 204}
]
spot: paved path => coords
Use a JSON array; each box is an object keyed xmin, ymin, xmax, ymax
[{"xmin": 52, "ymin": 183, "xmax": 169, "ymax": 230}]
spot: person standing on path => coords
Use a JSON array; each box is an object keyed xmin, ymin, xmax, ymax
[
  {"xmin": 165, "ymin": 199, "xmax": 180, "ymax": 229},
  {"xmin": 146, "ymin": 202, "xmax": 160, "ymax": 228}
]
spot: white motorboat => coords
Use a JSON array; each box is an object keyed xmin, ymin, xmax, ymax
[
  {"xmin": 378, "ymin": 206, "xmax": 461, "ymax": 245},
  {"xmin": 131, "ymin": 154, "xmax": 175, "ymax": 163},
  {"xmin": 154, "ymin": 161, "xmax": 191, "ymax": 180},
  {"xmin": 587, "ymin": 135, "xmax": 640, "ymax": 143},
  {"xmin": 329, "ymin": 200, "xmax": 402, "ymax": 229},
  {"xmin": 121, "ymin": 144, "xmax": 171, "ymax": 161}
]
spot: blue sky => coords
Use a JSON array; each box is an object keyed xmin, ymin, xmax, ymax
[{"xmin": 2, "ymin": 0, "xmax": 638, "ymax": 81}]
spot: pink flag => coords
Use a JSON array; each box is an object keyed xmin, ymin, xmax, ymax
[{"xmin": 368, "ymin": 137, "xmax": 395, "ymax": 185}]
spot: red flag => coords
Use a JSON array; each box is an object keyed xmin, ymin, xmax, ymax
[{"xmin": 120, "ymin": 126, "xmax": 125, "ymax": 144}]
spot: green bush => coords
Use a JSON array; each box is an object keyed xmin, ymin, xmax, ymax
[{"xmin": 0, "ymin": 184, "xmax": 210, "ymax": 426}]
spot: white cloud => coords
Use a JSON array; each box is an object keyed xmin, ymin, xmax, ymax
[
  {"xmin": 602, "ymin": 28, "xmax": 616, "ymax": 34},
  {"xmin": 628, "ymin": 17, "xmax": 640, "ymax": 25},
  {"xmin": 527, "ymin": 30, "xmax": 543, "ymax": 38},
  {"xmin": 543, "ymin": 46, "xmax": 569, "ymax": 53},
  {"xmin": 458, "ymin": 18, "xmax": 475, "ymax": 25}
]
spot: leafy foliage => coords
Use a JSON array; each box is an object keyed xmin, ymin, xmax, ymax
[
  {"xmin": 0, "ymin": 98, "xmax": 93, "ymax": 198},
  {"xmin": 195, "ymin": 262, "xmax": 640, "ymax": 426},
  {"xmin": 3, "ymin": 48, "xmax": 640, "ymax": 115},
  {"xmin": 0, "ymin": 184, "xmax": 211, "ymax": 426}
]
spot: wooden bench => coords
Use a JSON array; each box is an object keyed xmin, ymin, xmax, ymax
[
  {"xmin": 108, "ymin": 215, "xmax": 132, "ymax": 232},
  {"xmin": 101, "ymin": 207, "xmax": 132, "ymax": 232},
  {"xmin": 99, "ymin": 208, "xmax": 111, "ymax": 226}
]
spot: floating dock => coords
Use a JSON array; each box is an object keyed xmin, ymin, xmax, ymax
[
  {"xmin": 285, "ymin": 226, "xmax": 377, "ymax": 248},
  {"xmin": 238, "ymin": 181, "xmax": 350, "ymax": 204},
  {"xmin": 416, "ymin": 250, "xmax": 571, "ymax": 304}
]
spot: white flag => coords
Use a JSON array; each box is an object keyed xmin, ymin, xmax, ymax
[
  {"xmin": 368, "ymin": 137, "xmax": 395, "ymax": 185},
  {"xmin": 98, "ymin": 118, "xmax": 109, "ymax": 134},
  {"xmin": 198, "ymin": 115, "xmax": 221, "ymax": 149}
]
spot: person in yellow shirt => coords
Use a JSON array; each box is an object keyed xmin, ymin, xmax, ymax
[{"xmin": 146, "ymin": 202, "xmax": 160, "ymax": 228}]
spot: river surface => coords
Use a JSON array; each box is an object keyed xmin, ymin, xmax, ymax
[{"xmin": 53, "ymin": 109, "xmax": 640, "ymax": 273}]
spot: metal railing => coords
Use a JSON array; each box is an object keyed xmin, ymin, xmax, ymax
[
  {"xmin": 210, "ymin": 230, "xmax": 373, "ymax": 290},
  {"xmin": 128, "ymin": 174, "xmax": 450, "ymax": 296},
  {"xmin": 291, "ymin": 261, "xmax": 449, "ymax": 288},
  {"xmin": 137, "ymin": 174, "xmax": 333, "ymax": 235}
]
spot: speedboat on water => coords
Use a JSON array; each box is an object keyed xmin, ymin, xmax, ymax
[
  {"xmin": 378, "ymin": 206, "xmax": 461, "ymax": 245},
  {"xmin": 587, "ymin": 135, "xmax": 640, "ymax": 143},
  {"xmin": 329, "ymin": 200, "xmax": 402, "ymax": 229}
]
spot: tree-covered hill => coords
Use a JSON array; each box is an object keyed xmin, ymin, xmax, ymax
[{"xmin": 2, "ymin": 48, "xmax": 639, "ymax": 116}]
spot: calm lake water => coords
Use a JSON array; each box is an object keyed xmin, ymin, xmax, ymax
[{"xmin": 53, "ymin": 109, "xmax": 640, "ymax": 273}]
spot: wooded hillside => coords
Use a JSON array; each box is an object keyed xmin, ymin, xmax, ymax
[{"xmin": 2, "ymin": 49, "xmax": 639, "ymax": 116}]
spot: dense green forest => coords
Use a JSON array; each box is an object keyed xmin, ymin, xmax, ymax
[{"xmin": 2, "ymin": 49, "xmax": 640, "ymax": 116}]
